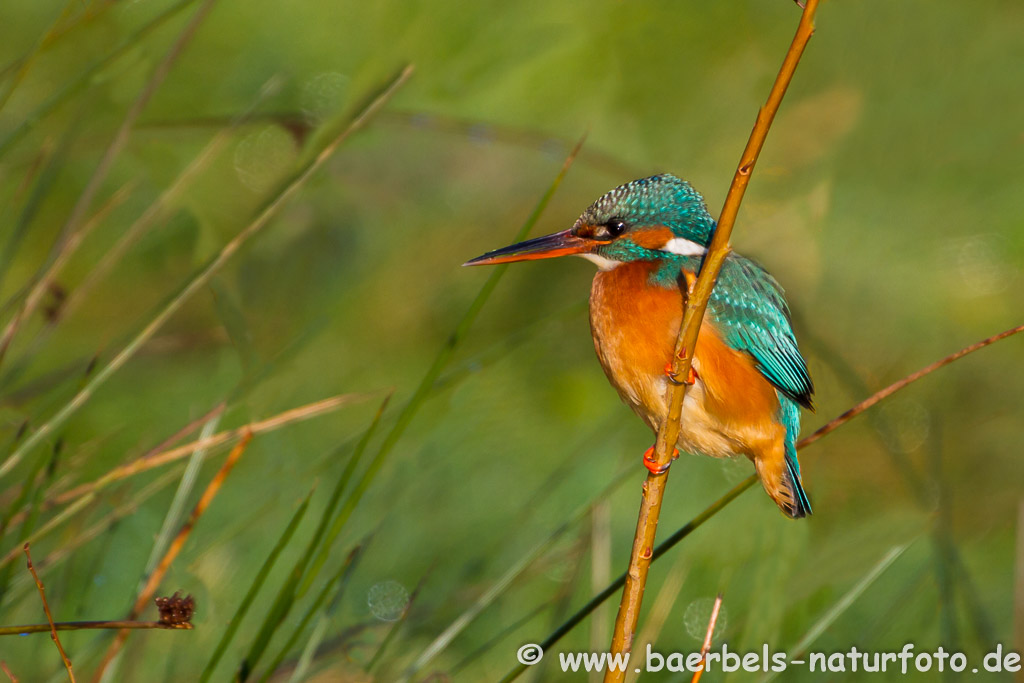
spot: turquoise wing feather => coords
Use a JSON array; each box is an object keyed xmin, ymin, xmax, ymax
[{"xmin": 706, "ymin": 254, "xmax": 814, "ymax": 409}]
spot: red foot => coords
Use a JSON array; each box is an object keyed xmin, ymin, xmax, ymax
[
  {"xmin": 664, "ymin": 361, "xmax": 697, "ymax": 386},
  {"xmin": 643, "ymin": 445, "xmax": 681, "ymax": 475}
]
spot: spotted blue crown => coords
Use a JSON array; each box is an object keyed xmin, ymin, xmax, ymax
[{"xmin": 573, "ymin": 174, "xmax": 717, "ymax": 246}]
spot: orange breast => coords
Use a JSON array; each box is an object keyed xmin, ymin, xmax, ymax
[
  {"xmin": 589, "ymin": 261, "xmax": 680, "ymax": 428},
  {"xmin": 589, "ymin": 261, "xmax": 781, "ymax": 459}
]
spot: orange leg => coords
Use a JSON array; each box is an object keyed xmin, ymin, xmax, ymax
[{"xmin": 643, "ymin": 445, "xmax": 681, "ymax": 475}]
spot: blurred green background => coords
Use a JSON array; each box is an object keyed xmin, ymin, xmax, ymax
[{"xmin": 1, "ymin": 0, "xmax": 1022, "ymax": 680}]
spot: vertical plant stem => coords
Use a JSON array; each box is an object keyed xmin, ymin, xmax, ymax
[
  {"xmin": 24, "ymin": 543, "xmax": 75, "ymax": 682},
  {"xmin": 605, "ymin": 3, "xmax": 820, "ymax": 677},
  {"xmin": 0, "ymin": 431, "xmax": 47, "ymax": 604},
  {"xmin": 624, "ymin": 554, "xmax": 688, "ymax": 683}
]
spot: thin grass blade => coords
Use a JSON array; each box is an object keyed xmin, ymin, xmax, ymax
[
  {"xmin": 52, "ymin": 76, "xmax": 284, "ymax": 340},
  {"xmin": 256, "ymin": 542, "xmax": 367, "ymax": 683},
  {"xmin": 363, "ymin": 570, "xmax": 430, "ymax": 676},
  {"xmin": 757, "ymin": 541, "xmax": 915, "ymax": 683},
  {"xmin": 450, "ymin": 605, "xmax": 547, "ymax": 676},
  {"xmin": 3, "ymin": 467, "xmax": 183, "ymax": 611},
  {"xmin": 399, "ymin": 466, "xmax": 631, "ymax": 682},
  {"xmin": 0, "ymin": 114, "xmax": 82, "ymax": 298},
  {"xmin": 196, "ymin": 487, "xmax": 315, "ymax": 683},
  {"xmin": 0, "ymin": 430, "xmax": 48, "ymax": 606},
  {"xmin": 296, "ymin": 134, "xmax": 586, "ymax": 606},
  {"xmin": 139, "ymin": 412, "xmax": 222, "ymax": 582},
  {"xmin": 232, "ymin": 396, "xmax": 389, "ymax": 680},
  {"xmin": 0, "ymin": 2, "xmax": 76, "ymax": 115},
  {"xmin": 0, "ymin": 65, "xmax": 412, "ymax": 481},
  {"xmin": 496, "ymin": 475, "xmax": 752, "ymax": 683},
  {"xmin": 0, "ymin": 0, "xmax": 200, "ymax": 156},
  {"xmin": 0, "ymin": 0, "xmax": 217, "ymax": 380}
]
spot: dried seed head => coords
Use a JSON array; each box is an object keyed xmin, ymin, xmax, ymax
[{"xmin": 155, "ymin": 591, "xmax": 195, "ymax": 627}]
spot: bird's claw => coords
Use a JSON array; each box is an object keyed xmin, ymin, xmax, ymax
[
  {"xmin": 643, "ymin": 445, "xmax": 680, "ymax": 475},
  {"xmin": 663, "ymin": 361, "xmax": 697, "ymax": 386}
]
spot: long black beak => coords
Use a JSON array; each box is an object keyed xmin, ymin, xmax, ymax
[{"xmin": 463, "ymin": 229, "xmax": 594, "ymax": 266}]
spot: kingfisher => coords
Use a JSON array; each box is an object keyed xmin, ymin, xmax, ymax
[{"xmin": 464, "ymin": 174, "xmax": 813, "ymax": 518}]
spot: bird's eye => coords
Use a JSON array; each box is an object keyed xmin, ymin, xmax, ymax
[{"xmin": 606, "ymin": 219, "xmax": 628, "ymax": 237}]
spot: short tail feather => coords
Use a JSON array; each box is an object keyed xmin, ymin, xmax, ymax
[
  {"xmin": 781, "ymin": 443, "xmax": 812, "ymax": 519},
  {"xmin": 774, "ymin": 398, "xmax": 812, "ymax": 519}
]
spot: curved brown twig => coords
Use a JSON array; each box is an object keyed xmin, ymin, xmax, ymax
[
  {"xmin": 797, "ymin": 322, "xmax": 1024, "ymax": 451},
  {"xmin": 25, "ymin": 544, "xmax": 75, "ymax": 682}
]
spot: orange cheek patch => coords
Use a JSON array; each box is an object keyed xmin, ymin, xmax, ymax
[{"xmin": 629, "ymin": 227, "xmax": 676, "ymax": 250}]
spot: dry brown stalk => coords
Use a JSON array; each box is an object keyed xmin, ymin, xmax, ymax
[
  {"xmin": 690, "ymin": 594, "xmax": 723, "ymax": 683},
  {"xmin": 90, "ymin": 431, "xmax": 253, "ymax": 682},
  {"xmin": 605, "ymin": 2, "xmax": 820, "ymax": 678},
  {"xmin": 24, "ymin": 544, "xmax": 75, "ymax": 682},
  {"xmin": 705, "ymin": 323, "xmax": 1024, "ymax": 501},
  {"xmin": 0, "ymin": 393, "xmax": 366, "ymax": 570},
  {"xmin": 0, "ymin": 660, "xmax": 16, "ymax": 682},
  {"xmin": 3, "ymin": 401, "xmax": 225, "ymax": 529},
  {"xmin": 0, "ymin": 620, "xmax": 190, "ymax": 636},
  {"xmin": 797, "ymin": 322, "xmax": 1024, "ymax": 451},
  {"xmin": 142, "ymin": 401, "xmax": 229, "ymax": 460},
  {"xmin": 53, "ymin": 393, "xmax": 365, "ymax": 508}
]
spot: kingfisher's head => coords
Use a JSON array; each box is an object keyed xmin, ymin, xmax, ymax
[{"xmin": 464, "ymin": 174, "xmax": 716, "ymax": 270}]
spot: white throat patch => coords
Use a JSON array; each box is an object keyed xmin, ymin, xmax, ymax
[
  {"xmin": 661, "ymin": 237, "xmax": 707, "ymax": 257},
  {"xmin": 577, "ymin": 252, "xmax": 621, "ymax": 271}
]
